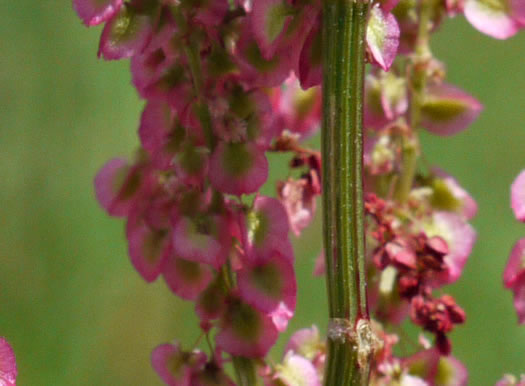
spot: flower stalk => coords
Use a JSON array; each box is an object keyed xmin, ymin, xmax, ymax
[
  {"xmin": 321, "ymin": 0, "xmax": 371, "ymax": 384},
  {"xmin": 395, "ymin": 0, "xmax": 432, "ymax": 204}
]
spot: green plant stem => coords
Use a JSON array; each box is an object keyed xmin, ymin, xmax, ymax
[
  {"xmin": 321, "ymin": 0, "xmax": 370, "ymax": 384},
  {"xmin": 395, "ymin": 0, "xmax": 432, "ymax": 203}
]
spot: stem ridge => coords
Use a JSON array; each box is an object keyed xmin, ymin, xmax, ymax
[{"xmin": 321, "ymin": 0, "xmax": 371, "ymax": 384}]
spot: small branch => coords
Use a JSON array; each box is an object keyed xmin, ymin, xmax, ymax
[{"xmin": 395, "ymin": 0, "xmax": 432, "ymax": 203}]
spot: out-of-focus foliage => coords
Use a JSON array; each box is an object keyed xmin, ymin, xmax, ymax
[{"xmin": 0, "ymin": 1, "xmax": 524, "ymax": 385}]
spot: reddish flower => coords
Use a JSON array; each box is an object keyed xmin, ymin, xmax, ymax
[
  {"xmin": 241, "ymin": 195, "xmax": 294, "ymax": 261},
  {"xmin": 94, "ymin": 158, "xmax": 143, "ymax": 217},
  {"xmin": 511, "ymin": 169, "xmax": 525, "ymax": 222},
  {"xmin": 364, "ymin": 71, "xmax": 408, "ymax": 130},
  {"xmin": 497, "ymin": 374, "xmax": 525, "ymax": 386},
  {"xmin": 151, "ymin": 342, "xmax": 207, "ymax": 386},
  {"xmin": 172, "ymin": 215, "xmax": 231, "ymax": 269},
  {"xmin": 0, "ymin": 338, "xmax": 17, "ymax": 386},
  {"xmin": 431, "ymin": 167, "xmax": 478, "ymax": 220},
  {"xmin": 410, "ymin": 295, "xmax": 466, "ymax": 354},
  {"xmin": 216, "ymin": 296, "xmax": 279, "ymax": 357},
  {"xmin": 195, "ymin": 278, "xmax": 228, "ymax": 323},
  {"xmin": 420, "ymin": 83, "xmax": 483, "ymax": 136},
  {"xmin": 126, "ymin": 217, "xmax": 170, "ymax": 282},
  {"xmin": 162, "ymin": 253, "xmax": 213, "ymax": 300},
  {"xmin": 504, "ymin": 238, "xmax": 525, "ymax": 324},
  {"xmin": 209, "ymin": 142, "xmax": 269, "ymax": 196},
  {"xmin": 237, "ymin": 251, "xmax": 296, "ymax": 315},
  {"xmin": 73, "ymin": 0, "xmax": 123, "ymax": 26},
  {"xmin": 464, "ymin": 0, "xmax": 525, "ymax": 39},
  {"xmin": 277, "ymin": 178, "xmax": 317, "ymax": 236},
  {"xmin": 271, "ymin": 352, "xmax": 321, "ymax": 386},
  {"xmin": 366, "ymin": 5, "xmax": 400, "ymax": 71},
  {"xmin": 422, "ymin": 212, "xmax": 476, "ymax": 285},
  {"xmin": 271, "ymin": 75, "xmax": 322, "ymax": 139},
  {"xmin": 298, "ymin": 17, "xmax": 322, "ymax": 90},
  {"xmin": 98, "ymin": 6, "xmax": 153, "ymax": 60}
]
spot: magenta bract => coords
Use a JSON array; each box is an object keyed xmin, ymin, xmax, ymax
[
  {"xmin": 162, "ymin": 254, "xmax": 213, "ymax": 300},
  {"xmin": 73, "ymin": 0, "xmax": 123, "ymax": 26},
  {"xmin": 464, "ymin": 0, "xmax": 525, "ymax": 39},
  {"xmin": 209, "ymin": 142, "xmax": 268, "ymax": 196},
  {"xmin": 366, "ymin": 6, "xmax": 400, "ymax": 71},
  {"xmin": 98, "ymin": 7, "xmax": 153, "ymax": 60},
  {"xmin": 216, "ymin": 297, "xmax": 279, "ymax": 357},
  {"xmin": 511, "ymin": 169, "xmax": 525, "ymax": 222},
  {"xmin": 420, "ymin": 83, "xmax": 483, "ymax": 136},
  {"xmin": 0, "ymin": 338, "xmax": 17, "ymax": 386},
  {"xmin": 151, "ymin": 342, "xmax": 207, "ymax": 386}
]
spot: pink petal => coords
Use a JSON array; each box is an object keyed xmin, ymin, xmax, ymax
[
  {"xmin": 398, "ymin": 375, "xmax": 428, "ymax": 386},
  {"xmin": 364, "ymin": 72, "xmax": 408, "ymax": 130},
  {"xmin": 464, "ymin": 0, "xmax": 520, "ymax": 39},
  {"xmin": 73, "ymin": 0, "xmax": 123, "ymax": 26},
  {"xmin": 402, "ymin": 348, "xmax": 440, "ymax": 380},
  {"xmin": 237, "ymin": 252, "xmax": 296, "ymax": 314},
  {"xmin": 423, "ymin": 212, "xmax": 476, "ymax": 285},
  {"xmin": 278, "ymin": 178, "xmax": 316, "ymax": 236},
  {"xmin": 437, "ymin": 356, "xmax": 468, "ymax": 386},
  {"xmin": 195, "ymin": 279, "xmax": 227, "ymax": 322},
  {"xmin": 126, "ymin": 218, "xmax": 170, "ymax": 282},
  {"xmin": 172, "ymin": 215, "xmax": 231, "ymax": 269},
  {"xmin": 269, "ymin": 301, "xmax": 294, "ymax": 332},
  {"xmin": 366, "ymin": 6, "xmax": 400, "ymax": 71},
  {"xmin": 94, "ymin": 158, "xmax": 141, "ymax": 217},
  {"xmin": 497, "ymin": 374, "xmax": 525, "ymax": 386},
  {"xmin": 130, "ymin": 22, "xmax": 188, "ymax": 103},
  {"xmin": 284, "ymin": 326, "xmax": 321, "ymax": 359},
  {"xmin": 98, "ymin": 7, "xmax": 153, "ymax": 60},
  {"xmin": 513, "ymin": 279, "xmax": 525, "ymax": 324},
  {"xmin": 0, "ymin": 338, "xmax": 17, "ymax": 386},
  {"xmin": 216, "ymin": 298, "xmax": 279, "ymax": 357},
  {"xmin": 233, "ymin": 21, "xmax": 296, "ymax": 88},
  {"xmin": 209, "ymin": 142, "xmax": 268, "ymax": 196},
  {"xmin": 512, "ymin": 0, "xmax": 525, "ymax": 25},
  {"xmin": 432, "ymin": 167, "xmax": 478, "ymax": 220},
  {"xmin": 243, "ymin": 196, "xmax": 293, "ymax": 260},
  {"xmin": 298, "ymin": 19, "xmax": 322, "ymax": 90},
  {"xmin": 313, "ymin": 251, "xmax": 325, "ymax": 277},
  {"xmin": 511, "ymin": 170, "xmax": 525, "ymax": 222},
  {"xmin": 194, "ymin": 0, "xmax": 230, "ymax": 26},
  {"xmin": 252, "ymin": 0, "xmax": 293, "ymax": 59},
  {"xmin": 380, "ymin": 0, "xmax": 401, "ymax": 13},
  {"xmin": 273, "ymin": 353, "xmax": 321, "ymax": 386},
  {"xmin": 174, "ymin": 145, "xmax": 209, "ymax": 187},
  {"xmin": 504, "ymin": 238, "xmax": 525, "ymax": 288},
  {"xmin": 420, "ymin": 83, "xmax": 483, "ymax": 136},
  {"xmin": 138, "ymin": 100, "xmax": 180, "ymax": 167},
  {"xmin": 151, "ymin": 343, "xmax": 206, "ymax": 386},
  {"xmin": 272, "ymin": 75, "xmax": 322, "ymax": 139},
  {"xmin": 162, "ymin": 254, "xmax": 213, "ymax": 300}
]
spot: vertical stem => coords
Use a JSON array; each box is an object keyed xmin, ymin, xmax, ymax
[
  {"xmin": 322, "ymin": 0, "xmax": 370, "ymax": 384},
  {"xmin": 395, "ymin": 0, "xmax": 432, "ymax": 203}
]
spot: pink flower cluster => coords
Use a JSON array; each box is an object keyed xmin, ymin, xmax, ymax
[
  {"xmin": 75, "ymin": 0, "xmax": 329, "ymax": 383},
  {"xmin": 505, "ymin": 170, "xmax": 525, "ymax": 323},
  {"xmin": 74, "ymin": 0, "xmax": 525, "ymax": 383}
]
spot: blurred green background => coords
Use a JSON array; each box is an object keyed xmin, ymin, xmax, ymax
[{"xmin": 1, "ymin": 1, "xmax": 524, "ymax": 385}]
